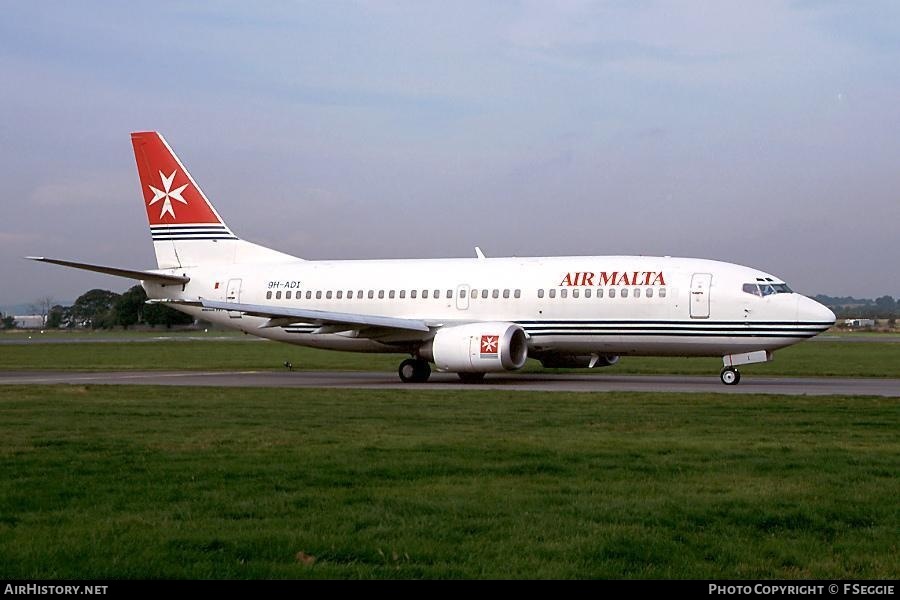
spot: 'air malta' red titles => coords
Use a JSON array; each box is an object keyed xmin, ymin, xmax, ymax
[{"xmin": 559, "ymin": 271, "xmax": 666, "ymax": 287}]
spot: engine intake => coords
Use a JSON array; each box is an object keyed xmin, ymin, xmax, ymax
[{"xmin": 423, "ymin": 322, "xmax": 528, "ymax": 373}]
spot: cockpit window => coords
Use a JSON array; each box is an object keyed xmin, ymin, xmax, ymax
[{"xmin": 744, "ymin": 282, "xmax": 792, "ymax": 297}]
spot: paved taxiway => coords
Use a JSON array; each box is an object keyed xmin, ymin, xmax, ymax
[{"xmin": 2, "ymin": 370, "xmax": 897, "ymax": 396}]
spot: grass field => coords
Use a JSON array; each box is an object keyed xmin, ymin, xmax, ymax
[
  {"xmin": 0, "ymin": 385, "xmax": 896, "ymax": 579},
  {"xmin": 1, "ymin": 338, "xmax": 899, "ymax": 378}
]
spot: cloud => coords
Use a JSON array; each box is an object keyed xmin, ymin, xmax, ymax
[
  {"xmin": 0, "ymin": 232, "xmax": 40, "ymax": 246},
  {"xmin": 29, "ymin": 173, "xmax": 133, "ymax": 207}
]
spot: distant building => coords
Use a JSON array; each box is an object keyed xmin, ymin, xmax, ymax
[
  {"xmin": 13, "ymin": 315, "xmax": 45, "ymax": 329},
  {"xmin": 844, "ymin": 318, "xmax": 875, "ymax": 329}
]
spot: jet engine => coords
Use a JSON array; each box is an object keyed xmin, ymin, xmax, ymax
[{"xmin": 422, "ymin": 322, "xmax": 528, "ymax": 372}]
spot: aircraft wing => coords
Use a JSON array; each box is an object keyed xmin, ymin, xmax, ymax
[
  {"xmin": 26, "ymin": 257, "xmax": 190, "ymax": 285},
  {"xmin": 198, "ymin": 299, "xmax": 431, "ymax": 333}
]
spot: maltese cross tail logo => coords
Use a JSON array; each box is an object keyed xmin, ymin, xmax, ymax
[{"xmin": 148, "ymin": 170, "xmax": 189, "ymax": 219}]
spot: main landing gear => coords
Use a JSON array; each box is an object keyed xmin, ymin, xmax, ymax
[
  {"xmin": 399, "ymin": 358, "xmax": 431, "ymax": 383},
  {"xmin": 720, "ymin": 367, "xmax": 741, "ymax": 386}
]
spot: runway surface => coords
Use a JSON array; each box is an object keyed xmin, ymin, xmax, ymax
[{"xmin": 2, "ymin": 370, "xmax": 898, "ymax": 396}]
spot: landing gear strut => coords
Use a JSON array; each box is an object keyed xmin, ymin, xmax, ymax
[
  {"xmin": 720, "ymin": 367, "xmax": 741, "ymax": 386},
  {"xmin": 399, "ymin": 358, "xmax": 431, "ymax": 383}
]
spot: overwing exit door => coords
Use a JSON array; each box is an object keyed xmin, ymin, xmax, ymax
[{"xmin": 456, "ymin": 284, "xmax": 470, "ymax": 310}]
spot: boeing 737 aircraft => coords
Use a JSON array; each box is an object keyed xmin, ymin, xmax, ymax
[{"xmin": 30, "ymin": 132, "xmax": 836, "ymax": 384}]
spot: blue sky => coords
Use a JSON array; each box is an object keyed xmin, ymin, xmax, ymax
[{"xmin": 2, "ymin": 1, "xmax": 899, "ymax": 307}]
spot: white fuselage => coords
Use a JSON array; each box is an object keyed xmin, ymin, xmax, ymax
[{"xmin": 145, "ymin": 254, "xmax": 834, "ymax": 359}]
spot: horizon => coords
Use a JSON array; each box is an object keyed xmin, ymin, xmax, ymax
[{"xmin": 2, "ymin": 3, "xmax": 899, "ymax": 302}]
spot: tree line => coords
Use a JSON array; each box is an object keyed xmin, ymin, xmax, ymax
[
  {"xmin": 812, "ymin": 295, "xmax": 898, "ymax": 319},
  {"xmin": 0, "ymin": 286, "xmax": 194, "ymax": 330}
]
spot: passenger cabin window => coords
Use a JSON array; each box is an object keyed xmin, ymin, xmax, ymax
[
  {"xmin": 285, "ymin": 291, "xmax": 291, "ymax": 300},
  {"xmin": 433, "ymin": 289, "xmax": 440, "ymax": 298},
  {"xmin": 422, "ymin": 290, "xmax": 429, "ymax": 299},
  {"xmin": 621, "ymin": 289, "xmax": 628, "ymax": 298},
  {"xmin": 470, "ymin": 289, "xmax": 477, "ymax": 299},
  {"xmin": 492, "ymin": 289, "xmax": 499, "ymax": 299},
  {"xmin": 347, "ymin": 291, "xmax": 353, "ymax": 299},
  {"xmin": 597, "ymin": 289, "xmax": 604, "ymax": 298},
  {"xmin": 560, "ymin": 289, "xmax": 568, "ymax": 299},
  {"xmin": 659, "ymin": 288, "xmax": 666, "ymax": 298},
  {"xmin": 572, "ymin": 289, "xmax": 579, "ymax": 298},
  {"xmin": 585, "ymin": 289, "xmax": 591, "ymax": 298},
  {"xmin": 633, "ymin": 289, "xmax": 640, "ymax": 298},
  {"xmin": 337, "ymin": 291, "xmax": 343, "ymax": 299},
  {"xmin": 609, "ymin": 289, "xmax": 616, "ymax": 298},
  {"xmin": 306, "ymin": 291, "xmax": 312, "ymax": 300},
  {"xmin": 538, "ymin": 289, "xmax": 544, "ymax": 299},
  {"xmin": 411, "ymin": 290, "xmax": 417, "ymax": 299},
  {"xmin": 549, "ymin": 289, "xmax": 556, "ymax": 299},
  {"xmin": 481, "ymin": 289, "xmax": 489, "ymax": 299},
  {"xmin": 326, "ymin": 291, "xmax": 332, "ymax": 299},
  {"xmin": 646, "ymin": 288, "xmax": 653, "ymax": 298},
  {"xmin": 378, "ymin": 290, "xmax": 384, "ymax": 299},
  {"xmin": 368, "ymin": 290, "xmax": 374, "ymax": 299},
  {"xmin": 514, "ymin": 289, "xmax": 521, "ymax": 299},
  {"xmin": 389, "ymin": 290, "xmax": 395, "ymax": 299},
  {"xmin": 400, "ymin": 290, "xmax": 406, "ymax": 299},
  {"xmin": 503, "ymin": 289, "xmax": 510, "ymax": 299},
  {"xmin": 446, "ymin": 290, "xmax": 453, "ymax": 299},
  {"xmin": 276, "ymin": 291, "xmax": 282, "ymax": 299},
  {"xmin": 266, "ymin": 291, "xmax": 272, "ymax": 299}
]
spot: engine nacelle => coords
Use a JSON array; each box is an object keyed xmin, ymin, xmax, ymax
[
  {"xmin": 539, "ymin": 354, "xmax": 619, "ymax": 369},
  {"xmin": 423, "ymin": 322, "xmax": 528, "ymax": 373}
]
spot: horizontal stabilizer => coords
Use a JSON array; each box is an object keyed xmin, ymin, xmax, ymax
[
  {"xmin": 26, "ymin": 257, "xmax": 190, "ymax": 285},
  {"xmin": 199, "ymin": 300, "xmax": 431, "ymax": 333}
]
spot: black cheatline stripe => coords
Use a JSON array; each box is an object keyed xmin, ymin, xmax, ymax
[
  {"xmin": 150, "ymin": 225, "xmax": 229, "ymax": 230},
  {"xmin": 522, "ymin": 324, "xmax": 826, "ymax": 332},
  {"xmin": 526, "ymin": 331, "xmax": 816, "ymax": 339},
  {"xmin": 517, "ymin": 319, "xmax": 834, "ymax": 327},
  {"xmin": 524, "ymin": 325, "xmax": 827, "ymax": 332},
  {"xmin": 150, "ymin": 231, "xmax": 234, "ymax": 237},
  {"xmin": 151, "ymin": 230, "xmax": 233, "ymax": 235},
  {"xmin": 151, "ymin": 232, "xmax": 235, "ymax": 236},
  {"xmin": 152, "ymin": 236, "xmax": 238, "ymax": 241}
]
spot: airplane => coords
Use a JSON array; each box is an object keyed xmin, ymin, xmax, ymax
[{"xmin": 29, "ymin": 132, "xmax": 836, "ymax": 385}]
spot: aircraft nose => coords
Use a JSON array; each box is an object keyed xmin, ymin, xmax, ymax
[{"xmin": 797, "ymin": 295, "xmax": 836, "ymax": 325}]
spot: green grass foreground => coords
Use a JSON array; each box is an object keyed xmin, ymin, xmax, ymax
[
  {"xmin": 1, "ymin": 339, "xmax": 899, "ymax": 378},
  {"xmin": 0, "ymin": 385, "xmax": 896, "ymax": 579}
]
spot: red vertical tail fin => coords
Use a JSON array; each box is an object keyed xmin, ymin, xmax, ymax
[
  {"xmin": 130, "ymin": 131, "xmax": 299, "ymax": 268},
  {"xmin": 131, "ymin": 131, "xmax": 236, "ymax": 238}
]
